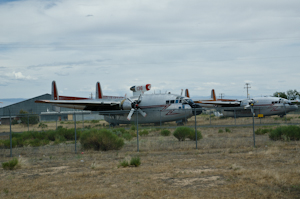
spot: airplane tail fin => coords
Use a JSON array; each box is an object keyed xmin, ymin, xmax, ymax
[
  {"xmin": 211, "ymin": 89, "xmax": 216, "ymax": 101},
  {"xmin": 96, "ymin": 82, "xmax": 103, "ymax": 99},
  {"xmin": 51, "ymin": 81, "xmax": 59, "ymax": 100},
  {"xmin": 185, "ymin": 89, "xmax": 190, "ymax": 98}
]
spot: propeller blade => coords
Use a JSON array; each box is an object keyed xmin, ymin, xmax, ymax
[
  {"xmin": 127, "ymin": 108, "xmax": 135, "ymax": 120},
  {"xmin": 126, "ymin": 98, "xmax": 134, "ymax": 103},
  {"xmin": 137, "ymin": 109, "xmax": 147, "ymax": 117},
  {"xmin": 244, "ymin": 105, "xmax": 250, "ymax": 109}
]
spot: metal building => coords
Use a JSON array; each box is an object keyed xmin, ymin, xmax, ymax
[
  {"xmin": 0, "ymin": 94, "xmax": 104, "ymax": 123},
  {"xmin": 0, "ymin": 94, "xmax": 75, "ymax": 117}
]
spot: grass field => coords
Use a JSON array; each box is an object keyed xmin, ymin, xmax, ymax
[{"xmin": 0, "ymin": 123, "xmax": 300, "ymax": 198}]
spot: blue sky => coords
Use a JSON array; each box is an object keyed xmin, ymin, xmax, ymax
[{"xmin": 0, "ymin": 0, "xmax": 300, "ymax": 100}]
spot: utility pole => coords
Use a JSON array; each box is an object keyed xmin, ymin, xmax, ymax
[
  {"xmin": 219, "ymin": 93, "xmax": 224, "ymax": 99},
  {"xmin": 244, "ymin": 83, "xmax": 251, "ymax": 99}
]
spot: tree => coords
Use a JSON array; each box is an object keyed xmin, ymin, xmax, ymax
[
  {"xmin": 18, "ymin": 110, "xmax": 39, "ymax": 125},
  {"xmin": 286, "ymin": 89, "xmax": 299, "ymax": 100},
  {"xmin": 273, "ymin": 92, "xmax": 287, "ymax": 99}
]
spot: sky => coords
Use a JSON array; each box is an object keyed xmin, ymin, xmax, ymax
[{"xmin": 0, "ymin": 0, "xmax": 300, "ymax": 101}]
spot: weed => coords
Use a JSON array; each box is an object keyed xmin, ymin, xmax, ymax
[
  {"xmin": 269, "ymin": 125, "xmax": 300, "ymax": 141},
  {"xmin": 122, "ymin": 133, "xmax": 133, "ymax": 141},
  {"xmin": 139, "ymin": 129, "xmax": 149, "ymax": 136},
  {"xmin": 225, "ymin": 128, "xmax": 231, "ymax": 133},
  {"xmin": 118, "ymin": 160, "xmax": 129, "ymax": 168},
  {"xmin": 160, "ymin": 129, "xmax": 171, "ymax": 136},
  {"xmin": 38, "ymin": 123, "xmax": 48, "ymax": 129},
  {"xmin": 2, "ymin": 158, "xmax": 19, "ymax": 170},
  {"xmin": 130, "ymin": 125, "xmax": 136, "ymax": 131},
  {"xmin": 3, "ymin": 188, "xmax": 8, "ymax": 195},
  {"xmin": 218, "ymin": 129, "xmax": 223, "ymax": 133},
  {"xmin": 130, "ymin": 156, "xmax": 141, "ymax": 167}
]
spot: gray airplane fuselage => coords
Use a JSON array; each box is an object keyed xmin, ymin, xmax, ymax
[
  {"xmin": 222, "ymin": 97, "xmax": 298, "ymax": 117},
  {"xmin": 105, "ymin": 93, "xmax": 200, "ymax": 124}
]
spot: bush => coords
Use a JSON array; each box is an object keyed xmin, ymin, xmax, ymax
[
  {"xmin": 130, "ymin": 156, "xmax": 141, "ymax": 167},
  {"xmin": 160, "ymin": 129, "xmax": 171, "ymax": 136},
  {"xmin": 173, "ymin": 127, "xmax": 192, "ymax": 141},
  {"xmin": 188, "ymin": 130, "xmax": 203, "ymax": 141},
  {"xmin": 80, "ymin": 129, "xmax": 124, "ymax": 151},
  {"xmin": 130, "ymin": 125, "xmax": 136, "ymax": 131},
  {"xmin": 139, "ymin": 129, "xmax": 149, "ymax": 136},
  {"xmin": 38, "ymin": 123, "xmax": 48, "ymax": 129},
  {"xmin": 218, "ymin": 129, "xmax": 224, "ymax": 133},
  {"xmin": 255, "ymin": 128, "xmax": 272, "ymax": 135},
  {"xmin": 122, "ymin": 133, "xmax": 133, "ymax": 141},
  {"xmin": 225, "ymin": 128, "xmax": 231, "ymax": 133},
  {"xmin": 119, "ymin": 160, "xmax": 129, "ymax": 167},
  {"xmin": 269, "ymin": 126, "xmax": 300, "ymax": 141},
  {"xmin": 2, "ymin": 158, "xmax": 18, "ymax": 170}
]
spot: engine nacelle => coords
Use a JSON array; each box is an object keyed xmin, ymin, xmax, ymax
[
  {"xmin": 130, "ymin": 84, "xmax": 151, "ymax": 93},
  {"xmin": 120, "ymin": 99, "xmax": 132, "ymax": 110}
]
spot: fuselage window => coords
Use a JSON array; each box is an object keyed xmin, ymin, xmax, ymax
[
  {"xmin": 166, "ymin": 100, "xmax": 169, "ymax": 104},
  {"xmin": 275, "ymin": 101, "xmax": 278, "ymax": 104},
  {"xmin": 179, "ymin": 100, "xmax": 182, "ymax": 103},
  {"xmin": 272, "ymin": 102, "xmax": 274, "ymax": 104},
  {"xmin": 170, "ymin": 100, "xmax": 175, "ymax": 104}
]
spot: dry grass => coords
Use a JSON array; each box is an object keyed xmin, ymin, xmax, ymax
[
  {"xmin": 1, "ymin": 114, "xmax": 300, "ymax": 133},
  {"xmin": 0, "ymin": 124, "xmax": 300, "ymax": 198}
]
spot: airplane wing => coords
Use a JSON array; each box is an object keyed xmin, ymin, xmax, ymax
[
  {"xmin": 35, "ymin": 99, "xmax": 121, "ymax": 111},
  {"xmin": 194, "ymin": 100, "xmax": 241, "ymax": 107}
]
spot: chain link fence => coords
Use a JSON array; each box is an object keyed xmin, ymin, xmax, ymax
[{"xmin": 1, "ymin": 107, "xmax": 300, "ymax": 157}]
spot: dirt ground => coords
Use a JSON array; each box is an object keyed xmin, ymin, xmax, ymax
[{"xmin": 0, "ymin": 125, "xmax": 300, "ymax": 198}]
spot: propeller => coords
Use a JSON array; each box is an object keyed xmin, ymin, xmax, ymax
[
  {"xmin": 126, "ymin": 95, "xmax": 147, "ymax": 120},
  {"xmin": 244, "ymin": 99, "xmax": 255, "ymax": 109}
]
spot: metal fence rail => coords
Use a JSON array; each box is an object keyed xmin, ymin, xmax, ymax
[{"xmin": 1, "ymin": 107, "xmax": 300, "ymax": 157}]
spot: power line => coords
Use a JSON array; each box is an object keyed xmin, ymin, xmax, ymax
[{"xmin": 244, "ymin": 83, "xmax": 251, "ymax": 99}]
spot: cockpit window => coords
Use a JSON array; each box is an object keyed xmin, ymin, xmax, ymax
[{"xmin": 183, "ymin": 99, "xmax": 194, "ymax": 105}]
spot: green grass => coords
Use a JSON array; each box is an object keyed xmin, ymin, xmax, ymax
[
  {"xmin": 130, "ymin": 156, "xmax": 141, "ymax": 167},
  {"xmin": 2, "ymin": 158, "xmax": 18, "ymax": 170},
  {"xmin": 269, "ymin": 125, "xmax": 300, "ymax": 141}
]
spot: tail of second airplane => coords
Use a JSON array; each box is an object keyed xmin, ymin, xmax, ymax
[
  {"xmin": 185, "ymin": 89, "xmax": 190, "ymax": 98},
  {"xmin": 96, "ymin": 82, "xmax": 103, "ymax": 99},
  {"xmin": 185, "ymin": 88, "xmax": 217, "ymax": 101},
  {"xmin": 211, "ymin": 89, "xmax": 216, "ymax": 101},
  {"xmin": 51, "ymin": 81, "xmax": 59, "ymax": 100}
]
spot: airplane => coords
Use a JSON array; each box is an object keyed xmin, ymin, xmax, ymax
[
  {"xmin": 185, "ymin": 89, "xmax": 298, "ymax": 117},
  {"xmin": 35, "ymin": 81, "xmax": 202, "ymax": 126}
]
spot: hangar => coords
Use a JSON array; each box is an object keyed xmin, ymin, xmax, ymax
[{"xmin": 0, "ymin": 94, "xmax": 103, "ymax": 124}]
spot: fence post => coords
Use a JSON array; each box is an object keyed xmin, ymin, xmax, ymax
[
  {"xmin": 252, "ymin": 106, "xmax": 255, "ymax": 147},
  {"xmin": 9, "ymin": 109, "xmax": 12, "ymax": 157},
  {"xmin": 195, "ymin": 107, "xmax": 197, "ymax": 149},
  {"xmin": 27, "ymin": 114, "xmax": 29, "ymax": 131},
  {"xmin": 160, "ymin": 110, "xmax": 161, "ymax": 128},
  {"xmin": 136, "ymin": 110, "xmax": 139, "ymax": 152},
  {"xmin": 82, "ymin": 112, "xmax": 84, "ymax": 129},
  {"xmin": 209, "ymin": 110, "xmax": 211, "ymax": 125},
  {"xmin": 74, "ymin": 112, "xmax": 77, "ymax": 154}
]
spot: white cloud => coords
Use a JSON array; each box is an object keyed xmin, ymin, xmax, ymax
[{"xmin": 6, "ymin": 71, "xmax": 36, "ymax": 80}]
